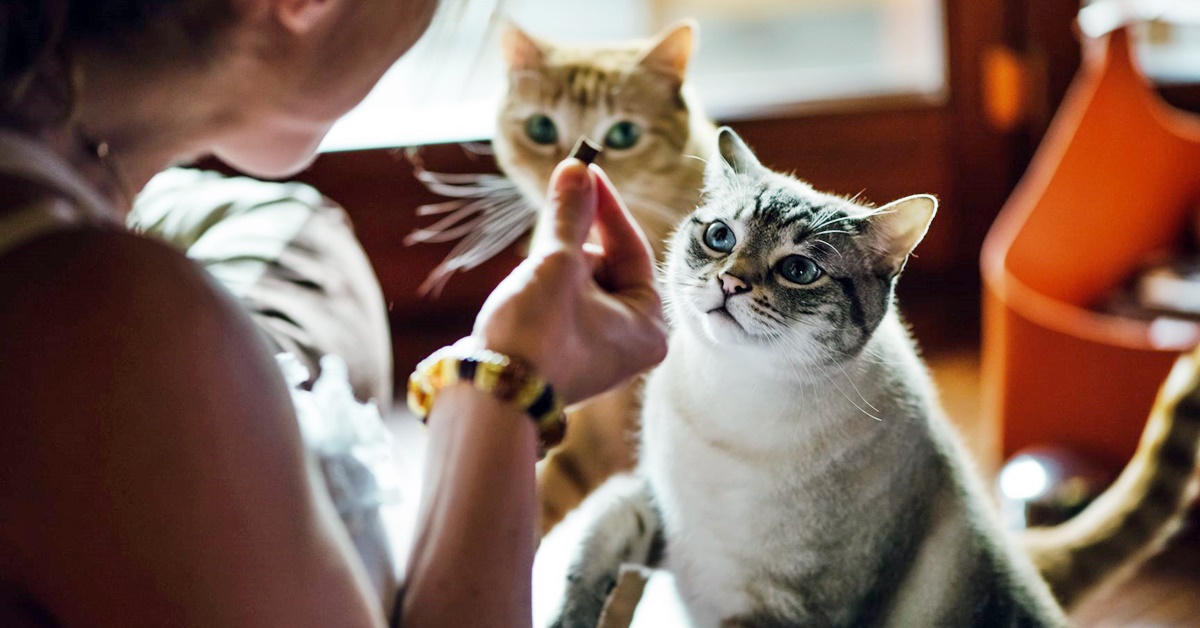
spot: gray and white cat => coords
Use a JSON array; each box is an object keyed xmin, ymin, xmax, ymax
[{"xmin": 539, "ymin": 128, "xmax": 1068, "ymax": 627}]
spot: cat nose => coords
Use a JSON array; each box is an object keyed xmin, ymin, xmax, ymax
[{"xmin": 719, "ymin": 273, "xmax": 750, "ymax": 296}]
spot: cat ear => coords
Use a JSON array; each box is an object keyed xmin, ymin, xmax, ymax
[
  {"xmin": 867, "ymin": 194, "xmax": 938, "ymax": 272},
  {"xmin": 707, "ymin": 127, "xmax": 764, "ymax": 184},
  {"xmin": 637, "ymin": 19, "xmax": 697, "ymax": 81},
  {"xmin": 500, "ymin": 22, "xmax": 545, "ymax": 71}
]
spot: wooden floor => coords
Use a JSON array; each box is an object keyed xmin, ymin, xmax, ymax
[
  {"xmin": 1071, "ymin": 517, "xmax": 1200, "ymax": 627},
  {"xmin": 924, "ymin": 347, "xmax": 1200, "ymax": 627}
]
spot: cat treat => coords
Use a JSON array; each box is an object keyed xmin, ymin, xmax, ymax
[{"xmin": 569, "ymin": 136, "xmax": 602, "ymax": 165}]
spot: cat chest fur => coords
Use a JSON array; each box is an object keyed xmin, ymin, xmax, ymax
[{"xmin": 639, "ymin": 321, "xmax": 949, "ymax": 624}]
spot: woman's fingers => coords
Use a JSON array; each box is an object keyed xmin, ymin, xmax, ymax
[
  {"xmin": 474, "ymin": 157, "xmax": 667, "ymax": 404},
  {"xmin": 590, "ymin": 165, "xmax": 656, "ymax": 293},
  {"xmin": 529, "ymin": 159, "xmax": 596, "ymax": 257},
  {"xmin": 588, "ymin": 166, "xmax": 667, "ymax": 373}
]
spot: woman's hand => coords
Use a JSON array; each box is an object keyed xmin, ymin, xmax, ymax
[
  {"xmin": 402, "ymin": 159, "xmax": 665, "ymax": 625},
  {"xmin": 473, "ymin": 158, "xmax": 668, "ymax": 405}
]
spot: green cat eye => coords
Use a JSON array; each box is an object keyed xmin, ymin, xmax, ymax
[
  {"xmin": 777, "ymin": 255, "xmax": 822, "ymax": 285},
  {"xmin": 703, "ymin": 221, "xmax": 736, "ymax": 253},
  {"xmin": 525, "ymin": 114, "xmax": 558, "ymax": 146},
  {"xmin": 604, "ymin": 121, "xmax": 641, "ymax": 150}
]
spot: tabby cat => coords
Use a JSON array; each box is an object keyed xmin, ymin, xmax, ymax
[
  {"xmin": 495, "ymin": 20, "xmax": 716, "ymax": 534},
  {"xmin": 537, "ymin": 128, "xmax": 1200, "ymax": 626}
]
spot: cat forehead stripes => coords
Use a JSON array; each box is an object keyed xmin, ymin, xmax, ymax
[{"xmin": 698, "ymin": 178, "xmax": 866, "ymax": 241}]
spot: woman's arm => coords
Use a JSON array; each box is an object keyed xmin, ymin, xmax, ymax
[
  {"xmin": 400, "ymin": 159, "xmax": 666, "ymax": 628},
  {"xmin": 400, "ymin": 386, "xmax": 539, "ymax": 627}
]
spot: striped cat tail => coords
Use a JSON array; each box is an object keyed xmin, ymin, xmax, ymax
[{"xmin": 1020, "ymin": 347, "xmax": 1200, "ymax": 609}]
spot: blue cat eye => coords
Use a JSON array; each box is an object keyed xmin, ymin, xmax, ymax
[
  {"xmin": 604, "ymin": 121, "xmax": 641, "ymax": 150},
  {"xmin": 525, "ymin": 114, "xmax": 558, "ymax": 145},
  {"xmin": 703, "ymin": 221, "xmax": 736, "ymax": 253},
  {"xmin": 777, "ymin": 255, "xmax": 822, "ymax": 285}
]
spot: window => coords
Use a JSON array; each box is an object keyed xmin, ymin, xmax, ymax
[
  {"xmin": 322, "ymin": 0, "xmax": 947, "ymax": 152},
  {"xmin": 1079, "ymin": 0, "xmax": 1200, "ymax": 84}
]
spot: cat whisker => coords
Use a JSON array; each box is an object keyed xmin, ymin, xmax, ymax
[
  {"xmin": 410, "ymin": 191, "xmax": 537, "ymax": 295},
  {"xmin": 809, "ymin": 229, "xmax": 853, "ymax": 239},
  {"xmin": 768, "ymin": 333, "xmax": 883, "ymax": 421},
  {"xmin": 771, "ymin": 309, "xmax": 851, "ymax": 333},
  {"xmin": 416, "ymin": 199, "xmax": 472, "ymax": 217},
  {"xmin": 420, "ymin": 218, "xmax": 537, "ymax": 295},
  {"xmin": 774, "ymin": 324, "xmax": 904, "ymax": 367},
  {"xmin": 806, "ymin": 211, "xmax": 853, "ymax": 233},
  {"xmin": 770, "ymin": 329, "xmax": 839, "ymax": 367},
  {"xmin": 819, "ymin": 368, "xmax": 883, "ymax": 422},
  {"xmin": 749, "ymin": 304, "xmax": 792, "ymax": 331},
  {"xmin": 761, "ymin": 321, "xmax": 866, "ymax": 374},
  {"xmin": 763, "ymin": 334, "xmax": 817, "ymax": 391},
  {"xmin": 835, "ymin": 360, "xmax": 880, "ymax": 413},
  {"xmin": 509, "ymin": 69, "xmax": 546, "ymax": 84},
  {"xmin": 413, "ymin": 168, "xmax": 518, "ymax": 194},
  {"xmin": 461, "ymin": 142, "xmax": 494, "ymax": 156},
  {"xmin": 662, "ymin": 279, "xmax": 706, "ymax": 289},
  {"xmin": 679, "ymin": 155, "xmax": 711, "ymax": 174},
  {"xmin": 812, "ymin": 239, "xmax": 842, "ymax": 258}
]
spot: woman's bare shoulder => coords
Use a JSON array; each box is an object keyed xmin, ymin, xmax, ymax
[
  {"xmin": 0, "ymin": 228, "xmax": 382, "ymax": 626},
  {"xmin": 0, "ymin": 227, "xmax": 289, "ymax": 425},
  {"xmin": 0, "ymin": 226, "xmax": 251, "ymax": 336}
]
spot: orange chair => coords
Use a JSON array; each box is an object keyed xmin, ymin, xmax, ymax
[{"xmin": 981, "ymin": 27, "xmax": 1200, "ymax": 471}]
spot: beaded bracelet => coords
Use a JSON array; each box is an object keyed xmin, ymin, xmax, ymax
[{"xmin": 407, "ymin": 345, "xmax": 566, "ymax": 453}]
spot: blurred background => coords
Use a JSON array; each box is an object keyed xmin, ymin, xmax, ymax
[{"xmin": 214, "ymin": 1, "xmax": 1200, "ymax": 623}]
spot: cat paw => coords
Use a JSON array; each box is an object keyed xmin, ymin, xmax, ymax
[{"xmin": 548, "ymin": 575, "xmax": 615, "ymax": 628}]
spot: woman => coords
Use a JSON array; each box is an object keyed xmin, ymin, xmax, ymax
[{"xmin": 0, "ymin": 1, "xmax": 667, "ymax": 626}]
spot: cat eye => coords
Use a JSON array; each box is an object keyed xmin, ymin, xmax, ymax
[
  {"xmin": 525, "ymin": 114, "xmax": 559, "ymax": 146},
  {"xmin": 604, "ymin": 121, "xmax": 641, "ymax": 150},
  {"xmin": 703, "ymin": 221, "xmax": 736, "ymax": 253},
  {"xmin": 777, "ymin": 255, "xmax": 822, "ymax": 285}
]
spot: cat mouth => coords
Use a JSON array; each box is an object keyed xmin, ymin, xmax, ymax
[{"xmin": 706, "ymin": 306, "xmax": 744, "ymax": 329}]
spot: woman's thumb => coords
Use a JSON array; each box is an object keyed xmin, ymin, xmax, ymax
[{"xmin": 530, "ymin": 158, "xmax": 596, "ymax": 255}]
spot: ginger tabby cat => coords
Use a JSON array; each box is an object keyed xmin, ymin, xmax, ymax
[{"xmin": 494, "ymin": 20, "xmax": 716, "ymax": 534}]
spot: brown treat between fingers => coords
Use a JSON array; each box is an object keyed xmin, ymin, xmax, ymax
[{"xmin": 570, "ymin": 137, "xmax": 603, "ymax": 165}]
